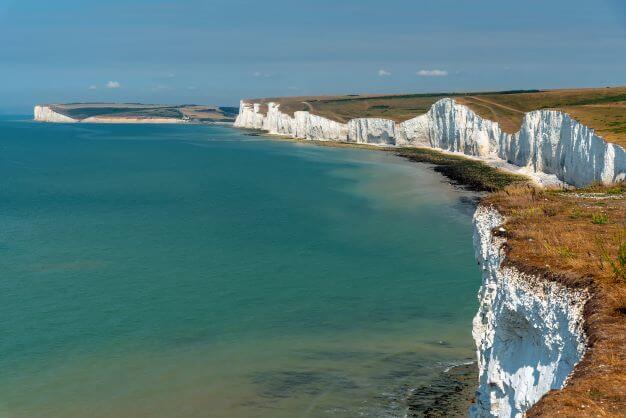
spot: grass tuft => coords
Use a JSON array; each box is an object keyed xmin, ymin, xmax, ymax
[{"xmin": 591, "ymin": 213, "xmax": 609, "ymax": 225}]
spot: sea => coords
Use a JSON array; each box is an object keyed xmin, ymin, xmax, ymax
[{"xmin": 0, "ymin": 117, "xmax": 480, "ymax": 417}]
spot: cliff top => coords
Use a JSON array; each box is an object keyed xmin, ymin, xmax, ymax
[
  {"xmin": 40, "ymin": 103, "xmax": 239, "ymax": 123},
  {"xmin": 245, "ymin": 86, "xmax": 626, "ymax": 147},
  {"xmin": 486, "ymin": 183, "xmax": 626, "ymax": 416}
]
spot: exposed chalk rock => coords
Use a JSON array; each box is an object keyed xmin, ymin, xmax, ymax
[
  {"xmin": 234, "ymin": 98, "xmax": 626, "ymax": 187},
  {"xmin": 470, "ymin": 206, "xmax": 588, "ymax": 417},
  {"xmin": 293, "ymin": 111, "xmax": 348, "ymax": 141},
  {"xmin": 347, "ymin": 118, "xmax": 396, "ymax": 145},
  {"xmin": 34, "ymin": 105, "xmax": 78, "ymax": 123}
]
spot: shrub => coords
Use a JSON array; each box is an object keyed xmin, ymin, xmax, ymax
[
  {"xmin": 599, "ymin": 230, "xmax": 626, "ymax": 283},
  {"xmin": 558, "ymin": 247, "xmax": 574, "ymax": 258},
  {"xmin": 542, "ymin": 206, "xmax": 558, "ymax": 217},
  {"xmin": 569, "ymin": 207, "xmax": 585, "ymax": 219},
  {"xmin": 608, "ymin": 241, "xmax": 626, "ymax": 282},
  {"xmin": 591, "ymin": 213, "xmax": 609, "ymax": 225}
]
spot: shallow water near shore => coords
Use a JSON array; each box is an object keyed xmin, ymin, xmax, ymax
[{"xmin": 0, "ymin": 117, "xmax": 480, "ymax": 417}]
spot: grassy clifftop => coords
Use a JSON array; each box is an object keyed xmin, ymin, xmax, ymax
[
  {"xmin": 487, "ymin": 182, "xmax": 626, "ymax": 417},
  {"xmin": 246, "ymin": 87, "xmax": 626, "ymax": 147}
]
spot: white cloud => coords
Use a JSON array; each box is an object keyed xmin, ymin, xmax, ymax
[
  {"xmin": 416, "ymin": 69, "xmax": 448, "ymax": 77},
  {"xmin": 252, "ymin": 71, "xmax": 272, "ymax": 78},
  {"xmin": 378, "ymin": 69, "xmax": 391, "ymax": 77},
  {"xmin": 106, "ymin": 81, "xmax": 121, "ymax": 89},
  {"xmin": 150, "ymin": 85, "xmax": 172, "ymax": 92},
  {"xmin": 88, "ymin": 85, "xmax": 97, "ymax": 90}
]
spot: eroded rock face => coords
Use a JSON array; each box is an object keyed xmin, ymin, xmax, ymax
[
  {"xmin": 235, "ymin": 103, "xmax": 265, "ymax": 129},
  {"xmin": 34, "ymin": 106, "xmax": 77, "ymax": 123},
  {"xmin": 399, "ymin": 98, "xmax": 501, "ymax": 157},
  {"xmin": 470, "ymin": 206, "xmax": 588, "ymax": 417},
  {"xmin": 501, "ymin": 110, "xmax": 626, "ymax": 187},
  {"xmin": 234, "ymin": 98, "xmax": 626, "ymax": 187},
  {"xmin": 347, "ymin": 118, "xmax": 396, "ymax": 145}
]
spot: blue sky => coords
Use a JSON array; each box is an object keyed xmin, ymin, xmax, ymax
[{"xmin": 0, "ymin": 0, "xmax": 624, "ymax": 112}]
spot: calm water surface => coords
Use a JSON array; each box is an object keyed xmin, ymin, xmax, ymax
[{"xmin": 0, "ymin": 117, "xmax": 480, "ymax": 417}]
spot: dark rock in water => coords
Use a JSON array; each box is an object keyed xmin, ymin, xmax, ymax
[
  {"xmin": 406, "ymin": 362, "xmax": 478, "ymax": 417},
  {"xmin": 249, "ymin": 369, "xmax": 359, "ymax": 399},
  {"xmin": 243, "ymin": 129, "xmax": 266, "ymax": 137},
  {"xmin": 458, "ymin": 195, "xmax": 483, "ymax": 209}
]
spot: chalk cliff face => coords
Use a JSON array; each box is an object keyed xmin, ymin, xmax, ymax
[
  {"xmin": 348, "ymin": 118, "xmax": 396, "ymax": 145},
  {"xmin": 470, "ymin": 206, "xmax": 588, "ymax": 417},
  {"xmin": 254, "ymin": 102, "xmax": 349, "ymax": 141},
  {"xmin": 34, "ymin": 105, "xmax": 78, "ymax": 123},
  {"xmin": 234, "ymin": 98, "xmax": 626, "ymax": 187},
  {"xmin": 34, "ymin": 105, "xmax": 189, "ymax": 124}
]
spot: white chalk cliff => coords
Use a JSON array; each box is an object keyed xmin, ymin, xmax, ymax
[
  {"xmin": 33, "ymin": 105, "xmax": 188, "ymax": 124},
  {"xmin": 234, "ymin": 98, "xmax": 626, "ymax": 187},
  {"xmin": 470, "ymin": 206, "xmax": 588, "ymax": 417},
  {"xmin": 235, "ymin": 98, "xmax": 607, "ymax": 416},
  {"xmin": 34, "ymin": 105, "xmax": 78, "ymax": 123}
]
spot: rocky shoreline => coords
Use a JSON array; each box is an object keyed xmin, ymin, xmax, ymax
[{"xmin": 406, "ymin": 362, "xmax": 478, "ymax": 417}]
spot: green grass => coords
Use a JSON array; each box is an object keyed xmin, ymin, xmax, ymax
[
  {"xmin": 591, "ymin": 213, "xmax": 609, "ymax": 225},
  {"xmin": 569, "ymin": 207, "xmax": 585, "ymax": 219},
  {"xmin": 609, "ymin": 240, "xmax": 626, "ymax": 282}
]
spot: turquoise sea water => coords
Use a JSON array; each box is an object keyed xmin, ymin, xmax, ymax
[{"xmin": 0, "ymin": 117, "xmax": 480, "ymax": 417}]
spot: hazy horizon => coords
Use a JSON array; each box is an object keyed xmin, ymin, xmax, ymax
[{"xmin": 1, "ymin": 0, "xmax": 625, "ymax": 113}]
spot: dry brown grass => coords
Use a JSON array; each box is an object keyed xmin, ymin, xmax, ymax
[
  {"xmin": 485, "ymin": 183, "xmax": 626, "ymax": 417},
  {"xmin": 562, "ymin": 103, "xmax": 626, "ymax": 148},
  {"xmin": 245, "ymin": 86, "xmax": 626, "ymax": 146},
  {"xmin": 455, "ymin": 96, "xmax": 523, "ymax": 133}
]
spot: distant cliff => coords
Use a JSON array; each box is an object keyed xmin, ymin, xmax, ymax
[
  {"xmin": 34, "ymin": 103, "xmax": 238, "ymax": 124},
  {"xmin": 34, "ymin": 105, "xmax": 78, "ymax": 123},
  {"xmin": 234, "ymin": 99, "xmax": 626, "ymax": 188}
]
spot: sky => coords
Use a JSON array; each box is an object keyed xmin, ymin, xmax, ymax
[{"xmin": 0, "ymin": 0, "xmax": 625, "ymax": 113}]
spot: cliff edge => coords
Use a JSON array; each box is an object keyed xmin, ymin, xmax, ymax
[
  {"xmin": 471, "ymin": 205, "xmax": 588, "ymax": 417},
  {"xmin": 234, "ymin": 94, "xmax": 626, "ymax": 416}
]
